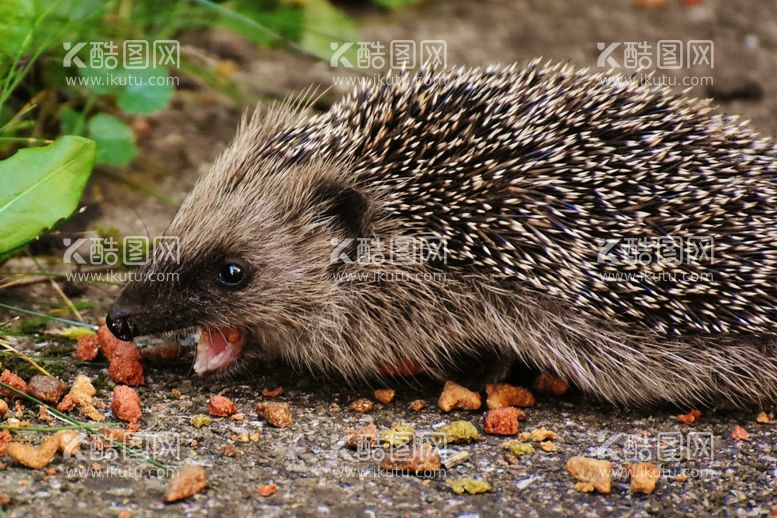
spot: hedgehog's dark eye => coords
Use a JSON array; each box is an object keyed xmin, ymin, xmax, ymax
[{"xmin": 217, "ymin": 262, "xmax": 247, "ymax": 289}]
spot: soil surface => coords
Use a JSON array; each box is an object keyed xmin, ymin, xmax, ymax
[{"xmin": 1, "ymin": 0, "xmax": 776, "ymax": 516}]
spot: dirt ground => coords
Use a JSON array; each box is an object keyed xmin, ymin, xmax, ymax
[{"xmin": 1, "ymin": 0, "xmax": 777, "ymax": 516}]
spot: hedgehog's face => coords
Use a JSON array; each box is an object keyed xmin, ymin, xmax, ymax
[{"xmin": 106, "ymin": 157, "xmax": 369, "ymax": 376}]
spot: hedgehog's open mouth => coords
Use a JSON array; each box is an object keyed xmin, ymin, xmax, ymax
[{"xmin": 193, "ymin": 327, "xmax": 245, "ymax": 374}]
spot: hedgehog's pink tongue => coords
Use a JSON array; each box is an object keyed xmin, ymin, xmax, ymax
[{"xmin": 194, "ymin": 327, "xmax": 245, "ymax": 374}]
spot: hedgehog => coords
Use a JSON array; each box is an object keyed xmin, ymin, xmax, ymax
[{"xmin": 106, "ymin": 60, "xmax": 777, "ymax": 407}]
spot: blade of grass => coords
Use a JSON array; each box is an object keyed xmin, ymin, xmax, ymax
[
  {"xmin": 0, "ymin": 423, "xmax": 121, "ymax": 432},
  {"xmin": 193, "ymin": 0, "xmax": 326, "ymax": 62},
  {"xmin": 0, "ymin": 302, "xmax": 97, "ymax": 329},
  {"xmin": 0, "ymin": 137, "xmax": 53, "ymax": 145},
  {"xmin": 0, "ymin": 337, "xmax": 51, "ymax": 376}
]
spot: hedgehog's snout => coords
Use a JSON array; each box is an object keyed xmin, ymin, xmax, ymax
[{"xmin": 106, "ymin": 303, "xmax": 138, "ymax": 341}]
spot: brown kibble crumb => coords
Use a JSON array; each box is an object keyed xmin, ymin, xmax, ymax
[
  {"xmin": 485, "ymin": 383, "xmax": 535, "ymax": 409},
  {"xmin": 566, "ymin": 456, "xmax": 612, "ymax": 494},
  {"xmin": 262, "ymin": 387, "xmax": 284, "ymax": 398},
  {"xmin": 677, "ymin": 409, "xmax": 702, "ymax": 425},
  {"xmin": 756, "ymin": 411, "xmax": 771, "ymax": 424},
  {"xmin": 675, "ymin": 472, "xmax": 688, "ymax": 483},
  {"xmin": 0, "ymin": 430, "xmax": 11, "ymax": 455},
  {"xmin": 731, "ymin": 425, "xmax": 750, "ymax": 441},
  {"xmin": 112, "ymin": 386, "xmax": 142, "ymax": 423},
  {"xmin": 57, "ymin": 395, "xmax": 76, "ymax": 412},
  {"xmin": 527, "ymin": 427, "xmax": 558, "ymax": 442},
  {"xmin": 57, "ymin": 430, "xmax": 81, "ymax": 457},
  {"xmin": 208, "ymin": 395, "xmax": 237, "ymax": 417},
  {"xmin": 27, "ymin": 375, "xmax": 68, "ymax": 404},
  {"xmin": 108, "ymin": 356, "xmax": 145, "ymax": 387},
  {"xmin": 97, "ymin": 325, "xmax": 145, "ymax": 386},
  {"xmin": 484, "ymin": 407, "xmax": 523, "ymax": 436},
  {"xmin": 74, "ymin": 335, "xmax": 100, "ymax": 361},
  {"xmin": 164, "ymin": 465, "xmax": 207, "ymax": 502},
  {"xmin": 346, "ymin": 423, "xmax": 378, "ymax": 449},
  {"xmin": 374, "ymin": 389, "xmax": 395, "ymax": 404},
  {"xmin": 438, "ymin": 381, "xmax": 481, "ymax": 412},
  {"xmin": 627, "ymin": 462, "xmax": 661, "ymax": 494},
  {"xmin": 6, "ymin": 434, "xmax": 60, "ymax": 469},
  {"xmin": 97, "ymin": 324, "xmax": 124, "ymax": 358},
  {"xmin": 118, "ymin": 511, "xmax": 132, "ymax": 518},
  {"xmin": 408, "ymin": 399, "xmax": 426, "ymax": 412},
  {"xmin": 532, "ymin": 373, "xmax": 569, "ymax": 396},
  {"xmin": 0, "ymin": 370, "xmax": 27, "ymax": 399},
  {"xmin": 255, "ymin": 402, "xmax": 292, "ymax": 428},
  {"xmin": 38, "ymin": 406, "xmax": 52, "ymax": 423},
  {"xmin": 539, "ymin": 441, "xmax": 558, "ymax": 452},
  {"xmin": 379, "ymin": 444, "xmax": 441, "ymax": 475},
  {"xmin": 221, "ymin": 445, "xmax": 237, "ymax": 457},
  {"xmin": 349, "ymin": 398, "xmax": 374, "ymax": 414},
  {"xmin": 257, "ymin": 483, "xmax": 277, "ymax": 497},
  {"xmin": 0, "ymin": 399, "xmax": 7, "ymax": 419},
  {"xmin": 64, "ymin": 375, "xmax": 104, "ymax": 422}
]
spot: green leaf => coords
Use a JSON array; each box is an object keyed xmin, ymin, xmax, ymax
[
  {"xmin": 47, "ymin": 326, "xmax": 97, "ymax": 340},
  {"xmin": 87, "ymin": 113, "xmax": 137, "ymax": 166},
  {"xmin": 117, "ymin": 67, "xmax": 175, "ymax": 115},
  {"xmin": 0, "ymin": 136, "xmax": 95, "ymax": 256}
]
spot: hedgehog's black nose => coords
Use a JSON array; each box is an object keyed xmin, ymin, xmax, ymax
[{"xmin": 106, "ymin": 305, "xmax": 137, "ymax": 341}]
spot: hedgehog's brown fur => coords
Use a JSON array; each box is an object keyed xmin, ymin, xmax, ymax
[{"xmin": 110, "ymin": 61, "xmax": 777, "ymax": 407}]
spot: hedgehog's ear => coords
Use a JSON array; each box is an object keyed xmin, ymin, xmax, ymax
[{"xmin": 312, "ymin": 182, "xmax": 371, "ymax": 239}]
